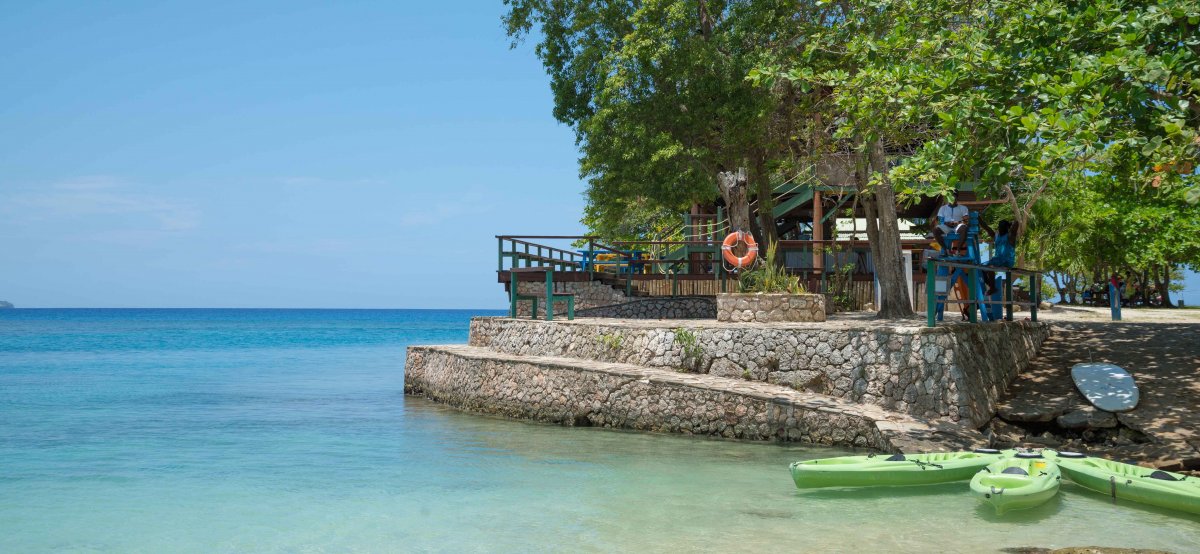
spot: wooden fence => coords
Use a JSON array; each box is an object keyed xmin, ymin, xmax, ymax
[{"xmin": 634, "ymin": 277, "xmax": 930, "ymax": 313}]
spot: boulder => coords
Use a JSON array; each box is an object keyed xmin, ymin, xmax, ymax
[
  {"xmin": 996, "ymin": 399, "xmax": 1068, "ymax": 423},
  {"xmin": 1056, "ymin": 407, "xmax": 1119, "ymax": 431}
]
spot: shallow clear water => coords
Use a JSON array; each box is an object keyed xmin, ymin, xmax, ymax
[{"xmin": 1, "ymin": 309, "xmax": 1196, "ymax": 553}]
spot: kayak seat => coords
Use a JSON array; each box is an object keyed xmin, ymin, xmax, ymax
[
  {"xmin": 885, "ymin": 454, "xmax": 906, "ymax": 461},
  {"xmin": 1147, "ymin": 470, "xmax": 1180, "ymax": 481},
  {"xmin": 1001, "ymin": 467, "xmax": 1029, "ymax": 476}
]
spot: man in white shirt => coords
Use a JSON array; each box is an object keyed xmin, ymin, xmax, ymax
[{"xmin": 935, "ymin": 192, "xmax": 969, "ymax": 235}]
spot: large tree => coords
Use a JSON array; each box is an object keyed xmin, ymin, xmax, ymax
[
  {"xmin": 506, "ymin": 0, "xmax": 1199, "ymax": 319},
  {"xmin": 504, "ymin": 0, "xmax": 795, "ymax": 243}
]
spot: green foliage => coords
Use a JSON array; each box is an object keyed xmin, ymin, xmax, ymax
[
  {"xmin": 758, "ymin": 0, "xmax": 1198, "ymax": 270},
  {"xmin": 507, "ymin": 0, "xmax": 1200, "ymax": 308},
  {"xmin": 738, "ymin": 242, "xmax": 806, "ymax": 294},
  {"xmin": 504, "ymin": 0, "xmax": 797, "ymax": 239},
  {"xmin": 672, "ymin": 327, "xmax": 704, "ymax": 366},
  {"xmin": 597, "ymin": 332, "xmax": 624, "ymax": 350}
]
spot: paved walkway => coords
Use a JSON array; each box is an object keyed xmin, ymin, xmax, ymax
[{"xmin": 997, "ymin": 312, "xmax": 1200, "ymax": 469}]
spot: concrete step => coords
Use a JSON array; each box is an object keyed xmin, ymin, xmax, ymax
[{"xmin": 404, "ymin": 344, "xmax": 984, "ymax": 452}]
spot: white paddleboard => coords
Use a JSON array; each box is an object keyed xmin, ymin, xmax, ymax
[{"xmin": 1071, "ymin": 363, "xmax": 1139, "ymax": 412}]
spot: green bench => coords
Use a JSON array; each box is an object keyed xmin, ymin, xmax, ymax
[{"xmin": 509, "ymin": 267, "xmax": 575, "ymax": 321}]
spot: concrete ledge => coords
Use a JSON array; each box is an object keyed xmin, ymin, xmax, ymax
[
  {"xmin": 717, "ymin": 293, "xmax": 826, "ymax": 322},
  {"xmin": 468, "ymin": 317, "xmax": 1050, "ymax": 426},
  {"xmin": 404, "ymin": 344, "xmax": 985, "ymax": 451}
]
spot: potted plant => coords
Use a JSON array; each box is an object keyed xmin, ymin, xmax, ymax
[{"xmin": 717, "ymin": 242, "xmax": 826, "ymax": 322}]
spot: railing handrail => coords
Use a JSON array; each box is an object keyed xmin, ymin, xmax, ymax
[
  {"xmin": 496, "ymin": 235, "xmax": 596, "ymax": 240},
  {"xmin": 501, "ymin": 239, "xmax": 581, "ymax": 259},
  {"xmin": 929, "ymin": 259, "xmax": 1042, "ymax": 275},
  {"xmin": 925, "ymin": 257, "xmax": 1042, "ymax": 327},
  {"xmin": 776, "ymin": 239, "xmax": 931, "ymax": 246},
  {"xmin": 608, "ymin": 240, "xmax": 718, "ymax": 246}
]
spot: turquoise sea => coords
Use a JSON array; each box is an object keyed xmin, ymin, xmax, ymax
[{"xmin": 1, "ymin": 309, "xmax": 1197, "ymax": 553}]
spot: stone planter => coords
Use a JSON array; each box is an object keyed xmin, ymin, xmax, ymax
[{"xmin": 716, "ymin": 293, "xmax": 826, "ymax": 323}]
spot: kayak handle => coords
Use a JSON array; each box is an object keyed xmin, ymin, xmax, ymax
[
  {"xmin": 990, "ymin": 486, "xmax": 1004, "ymax": 495},
  {"xmin": 910, "ymin": 460, "xmax": 944, "ymax": 470}
]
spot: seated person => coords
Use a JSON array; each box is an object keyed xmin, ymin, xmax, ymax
[
  {"xmin": 980, "ymin": 220, "xmax": 1017, "ymax": 296},
  {"xmin": 931, "ymin": 218, "xmax": 970, "ymax": 258},
  {"xmin": 933, "ymin": 191, "xmax": 969, "ymax": 236}
]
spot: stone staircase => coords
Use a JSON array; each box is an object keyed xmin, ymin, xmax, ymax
[{"xmin": 399, "ymin": 316, "xmax": 1054, "ymax": 453}]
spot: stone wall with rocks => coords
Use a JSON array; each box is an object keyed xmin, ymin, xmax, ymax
[
  {"xmin": 469, "ymin": 317, "xmax": 1050, "ymax": 426},
  {"xmin": 573, "ymin": 297, "xmax": 715, "ymax": 319},
  {"xmin": 404, "ymin": 344, "xmax": 900, "ymax": 448},
  {"xmin": 513, "ymin": 280, "xmax": 628, "ymax": 318},
  {"xmin": 716, "ymin": 293, "xmax": 826, "ymax": 322}
]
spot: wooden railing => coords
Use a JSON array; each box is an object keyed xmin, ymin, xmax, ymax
[
  {"xmin": 497, "ymin": 234, "xmax": 955, "ymax": 310},
  {"xmin": 925, "ymin": 259, "xmax": 1042, "ymax": 327}
]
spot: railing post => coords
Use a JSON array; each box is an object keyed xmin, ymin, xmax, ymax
[
  {"xmin": 1031, "ymin": 275, "xmax": 1039, "ymax": 322},
  {"xmin": 545, "ymin": 269, "xmax": 554, "ymax": 321},
  {"xmin": 509, "ymin": 269, "xmax": 518, "ymax": 318},
  {"xmin": 588, "ymin": 238, "xmax": 594, "ymax": 281},
  {"xmin": 1005, "ymin": 270, "xmax": 1014, "ymax": 321},
  {"xmin": 498, "ymin": 237, "xmax": 504, "ymax": 272},
  {"xmin": 926, "ymin": 260, "xmax": 936, "ymax": 327},
  {"xmin": 967, "ymin": 267, "xmax": 978, "ymax": 323}
]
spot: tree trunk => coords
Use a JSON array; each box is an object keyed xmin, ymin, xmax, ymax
[
  {"xmin": 865, "ymin": 140, "xmax": 912, "ymax": 319},
  {"xmin": 751, "ymin": 150, "xmax": 778, "ymax": 255},
  {"xmin": 1065, "ymin": 273, "xmax": 1079, "ymax": 305},
  {"xmin": 1050, "ymin": 272, "xmax": 1065, "ymax": 303},
  {"xmin": 717, "ymin": 168, "xmax": 752, "ymax": 233},
  {"xmin": 1158, "ymin": 263, "xmax": 1175, "ymax": 308}
]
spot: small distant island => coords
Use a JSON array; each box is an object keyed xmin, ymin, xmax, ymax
[{"xmin": 0, "ymin": 301, "xmax": 14, "ymax": 309}]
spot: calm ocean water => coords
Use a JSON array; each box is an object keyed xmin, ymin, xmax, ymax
[{"xmin": 1, "ymin": 309, "xmax": 1196, "ymax": 553}]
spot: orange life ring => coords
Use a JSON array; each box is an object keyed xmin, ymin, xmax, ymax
[{"xmin": 721, "ymin": 231, "xmax": 759, "ymax": 268}]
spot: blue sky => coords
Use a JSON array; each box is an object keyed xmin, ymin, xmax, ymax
[{"xmin": 1, "ymin": 1, "xmax": 1197, "ymax": 308}]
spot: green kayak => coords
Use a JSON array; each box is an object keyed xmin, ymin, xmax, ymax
[
  {"xmin": 1046, "ymin": 451, "xmax": 1200, "ymax": 515},
  {"xmin": 970, "ymin": 452, "xmax": 1061, "ymax": 514},
  {"xmin": 789, "ymin": 449, "xmax": 1005, "ymax": 489}
]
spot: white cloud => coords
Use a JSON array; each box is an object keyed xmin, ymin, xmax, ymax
[{"xmin": 2, "ymin": 176, "xmax": 200, "ymax": 231}]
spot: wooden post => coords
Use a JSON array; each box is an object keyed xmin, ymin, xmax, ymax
[
  {"xmin": 926, "ymin": 260, "xmax": 936, "ymax": 327},
  {"xmin": 1005, "ymin": 271, "xmax": 1014, "ymax": 321},
  {"xmin": 812, "ymin": 189, "xmax": 824, "ymax": 276},
  {"xmin": 544, "ymin": 270, "xmax": 554, "ymax": 321},
  {"xmin": 967, "ymin": 267, "xmax": 978, "ymax": 323}
]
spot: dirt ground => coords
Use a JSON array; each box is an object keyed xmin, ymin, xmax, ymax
[{"xmin": 998, "ymin": 305, "xmax": 1200, "ymax": 469}]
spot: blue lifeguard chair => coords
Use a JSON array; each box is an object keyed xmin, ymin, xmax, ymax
[{"xmin": 933, "ymin": 212, "xmax": 1003, "ymax": 322}]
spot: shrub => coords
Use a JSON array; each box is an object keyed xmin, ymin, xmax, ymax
[
  {"xmin": 737, "ymin": 242, "xmax": 806, "ymax": 294},
  {"xmin": 597, "ymin": 332, "xmax": 624, "ymax": 350},
  {"xmin": 672, "ymin": 327, "xmax": 704, "ymax": 365}
]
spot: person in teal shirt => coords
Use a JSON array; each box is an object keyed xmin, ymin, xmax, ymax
[{"xmin": 981, "ymin": 220, "xmax": 1017, "ymax": 296}]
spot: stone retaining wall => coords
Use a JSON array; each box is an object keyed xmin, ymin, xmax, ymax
[
  {"xmin": 404, "ymin": 345, "xmax": 896, "ymax": 448},
  {"xmin": 468, "ymin": 317, "xmax": 1050, "ymax": 426},
  {"xmin": 716, "ymin": 293, "xmax": 826, "ymax": 322},
  {"xmin": 574, "ymin": 297, "xmax": 715, "ymax": 319}
]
